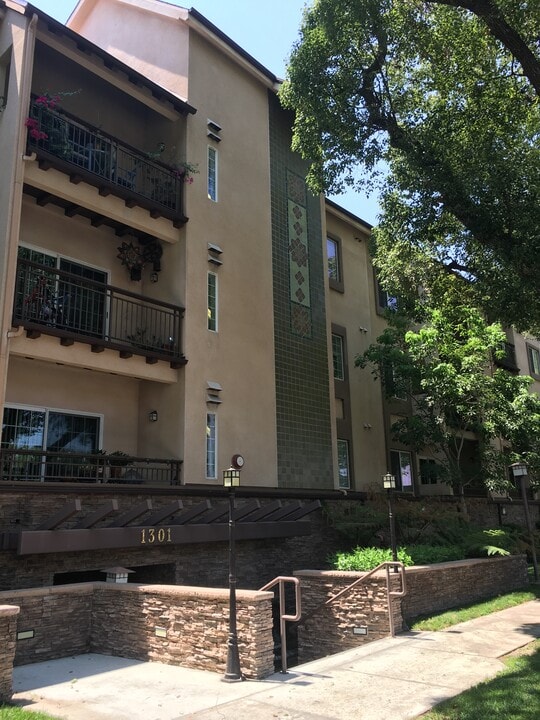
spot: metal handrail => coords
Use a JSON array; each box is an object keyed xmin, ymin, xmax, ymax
[
  {"xmin": 13, "ymin": 258, "xmax": 184, "ymax": 363},
  {"xmin": 0, "ymin": 448, "xmax": 182, "ymax": 486},
  {"xmin": 27, "ymin": 98, "xmax": 184, "ymax": 215},
  {"xmin": 299, "ymin": 561, "xmax": 407, "ymax": 637},
  {"xmin": 259, "ymin": 576, "xmax": 301, "ymax": 674}
]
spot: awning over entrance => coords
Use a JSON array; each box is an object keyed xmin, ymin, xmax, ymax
[{"xmin": 3, "ymin": 497, "xmax": 322, "ymax": 555}]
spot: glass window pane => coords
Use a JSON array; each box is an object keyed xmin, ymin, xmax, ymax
[
  {"xmin": 337, "ymin": 439, "xmax": 350, "ymax": 489},
  {"xmin": 46, "ymin": 412, "xmax": 99, "ymax": 453},
  {"xmin": 206, "ymin": 413, "xmax": 216, "ymax": 478},
  {"xmin": 207, "ymin": 272, "xmax": 217, "ymax": 331},
  {"xmin": 332, "ymin": 334, "xmax": 344, "ymax": 380},
  {"xmin": 208, "ymin": 146, "xmax": 217, "ymax": 201},
  {"xmin": 327, "ymin": 237, "xmax": 340, "ymax": 282}
]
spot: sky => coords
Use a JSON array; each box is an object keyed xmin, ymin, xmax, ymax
[{"xmin": 25, "ymin": 0, "xmax": 380, "ymax": 224}]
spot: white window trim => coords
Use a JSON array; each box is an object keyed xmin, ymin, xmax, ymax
[
  {"xmin": 207, "ymin": 271, "xmax": 218, "ymax": 332},
  {"xmin": 207, "ymin": 145, "xmax": 218, "ymax": 202},
  {"xmin": 3, "ymin": 403, "xmax": 104, "ymax": 451},
  {"xmin": 206, "ymin": 412, "xmax": 217, "ymax": 479}
]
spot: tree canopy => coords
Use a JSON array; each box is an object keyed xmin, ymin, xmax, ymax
[
  {"xmin": 281, "ymin": 0, "xmax": 540, "ymax": 333},
  {"xmin": 356, "ymin": 298, "xmax": 540, "ymax": 503}
]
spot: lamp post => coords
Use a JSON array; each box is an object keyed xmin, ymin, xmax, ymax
[
  {"xmin": 510, "ymin": 463, "xmax": 538, "ymax": 583},
  {"xmin": 383, "ymin": 472, "xmax": 398, "ymax": 566},
  {"xmin": 222, "ymin": 461, "xmax": 243, "ymax": 681}
]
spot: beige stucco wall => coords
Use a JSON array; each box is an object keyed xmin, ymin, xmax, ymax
[
  {"xmin": 325, "ymin": 207, "xmax": 387, "ymax": 492},
  {"xmin": 179, "ymin": 30, "xmax": 277, "ymax": 485},
  {"xmin": 0, "ymin": 5, "xmax": 36, "ymax": 421},
  {"xmin": 6, "ymin": 356, "xmax": 139, "ymax": 453},
  {"xmin": 67, "ymin": 2, "xmax": 278, "ymax": 485},
  {"xmin": 68, "ymin": 0, "xmax": 190, "ymax": 101}
]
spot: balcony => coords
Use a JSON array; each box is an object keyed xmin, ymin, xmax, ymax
[
  {"xmin": 26, "ymin": 98, "xmax": 187, "ymax": 225},
  {"xmin": 0, "ymin": 448, "xmax": 181, "ymax": 486},
  {"xmin": 13, "ymin": 258, "xmax": 186, "ymax": 368}
]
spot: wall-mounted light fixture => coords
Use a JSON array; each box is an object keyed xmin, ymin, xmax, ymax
[
  {"xmin": 149, "ymin": 410, "xmax": 158, "ymax": 422},
  {"xmin": 150, "ymin": 272, "xmax": 159, "ymax": 283}
]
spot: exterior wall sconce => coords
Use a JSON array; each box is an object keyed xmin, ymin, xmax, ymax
[
  {"xmin": 150, "ymin": 272, "xmax": 159, "ymax": 283},
  {"xmin": 149, "ymin": 410, "xmax": 158, "ymax": 422}
]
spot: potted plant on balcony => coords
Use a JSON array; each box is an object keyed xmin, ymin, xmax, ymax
[{"xmin": 107, "ymin": 451, "xmax": 131, "ymax": 480}]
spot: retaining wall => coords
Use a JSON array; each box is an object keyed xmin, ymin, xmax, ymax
[{"xmin": 295, "ymin": 555, "xmax": 528, "ymax": 662}]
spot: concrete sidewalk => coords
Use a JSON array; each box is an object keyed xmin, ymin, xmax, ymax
[{"xmin": 11, "ymin": 600, "xmax": 540, "ymax": 720}]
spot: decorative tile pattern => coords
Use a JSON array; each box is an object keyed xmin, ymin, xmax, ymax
[
  {"xmin": 287, "ymin": 172, "xmax": 311, "ymax": 337},
  {"xmin": 268, "ymin": 94, "xmax": 333, "ymax": 489}
]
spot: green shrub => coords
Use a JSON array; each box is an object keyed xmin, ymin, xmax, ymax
[{"xmin": 331, "ymin": 546, "xmax": 414, "ymax": 571}]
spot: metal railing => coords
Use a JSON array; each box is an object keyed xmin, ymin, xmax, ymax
[
  {"xmin": 299, "ymin": 561, "xmax": 407, "ymax": 638},
  {"xmin": 13, "ymin": 258, "xmax": 184, "ymax": 363},
  {"xmin": 259, "ymin": 576, "xmax": 301, "ymax": 674},
  {"xmin": 0, "ymin": 448, "xmax": 182, "ymax": 486},
  {"xmin": 27, "ymin": 98, "xmax": 184, "ymax": 216}
]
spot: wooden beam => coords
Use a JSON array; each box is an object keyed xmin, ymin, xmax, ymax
[
  {"xmin": 262, "ymin": 501, "xmax": 302, "ymax": 522},
  {"xmin": 144, "ymin": 499, "xmax": 183, "ymax": 526},
  {"xmin": 36, "ymin": 499, "xmax": 82, "ymax": 530},
  {"xmin": 281, "ymin": 500, "xmax": 322, "ymax": 521},
  {"xmin": 17, "ymin": 520, "xmax": 312, "ymax": 555},
  {"xmin": 107, "ymin": 499, "xmax": 153, "ymax": 528},
  {"xmin": 171, "ymin": 500, "xmax": 211, "ymax": 525},
  {"xmin": 75, "ymin": 500, "xmax": 119, "ymax": 529},
  {"xmin": 238, "ymin": 500, "xmax": 281, "ymax": 523}
]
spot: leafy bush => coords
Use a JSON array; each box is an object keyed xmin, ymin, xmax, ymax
[{"xmin": 331, "ymin": 546, "xmax": 414, "ymax": 571}]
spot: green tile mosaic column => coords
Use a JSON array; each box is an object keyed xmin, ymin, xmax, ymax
[{"xmin": 268, "ymin": 93, "xmax": 333, "ymax": 489}]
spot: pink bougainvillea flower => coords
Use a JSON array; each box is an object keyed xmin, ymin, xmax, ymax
[
  {"xmin": 25, "ymin": 117, "xmax": 39, "ymax": 129},
  {"xmin": 35, "ymin": 95, "xmax": 49, "ymax": 106}
]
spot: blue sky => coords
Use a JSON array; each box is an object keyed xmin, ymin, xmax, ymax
[{"xmin": 26, "ymin": 0, "xmax": 380, "ymax": 224}]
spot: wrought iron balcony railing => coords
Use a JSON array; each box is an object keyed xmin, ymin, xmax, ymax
[
  {"xmin": 0, "ymin": 448, "xmax": 182, "ymax": 485},
  {"xmin": 13, "ymin": 258, "xmax": 186, "ymax": 367},
  {"xmin": 27, "ymin": 98, "xmax": 185, "ymax": 222}
]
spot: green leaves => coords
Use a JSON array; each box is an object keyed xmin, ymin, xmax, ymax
[{"xmin": 283, "ymin": 0, "xmax": 540, "ymax": 332}]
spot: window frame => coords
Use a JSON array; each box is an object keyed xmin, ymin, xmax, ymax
[
  {"xmin": 332, "ymin": 333, "xmax": 345, "ymax": 381},
  {"xmin": 207, "ymin": 271, "xmax": 218, "ymax": 332},
  {"xmin": 207, "ymin": 145, "xmax": 218, "ymax": 202},
  {"xmin": 327, "ymin": 235, "xmax": 344, "ymax": 292},
  {"xmin": 390, "ymin": 449, "xmax": 414, "ymax": 492},
  {"xmin": 527, "ymin": 343, "xmax": 540, "ymax": 378},
  {"xmin": 205, "ymin": 412, "xmax": 217, "ymax": 479},
  {"xmin": 337, "ymin": 438, "xmax": 351, "ymax": 489}
]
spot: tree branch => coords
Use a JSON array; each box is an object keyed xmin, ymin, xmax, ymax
[{"xmin": 423, "ymin": 0, "xmax": 540, "ymax": 95}]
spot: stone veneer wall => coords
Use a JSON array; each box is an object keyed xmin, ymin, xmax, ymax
[
  {"xmin": 0, "ymin": 605, "xmax": 19, "ymax": 702},
  {"xmin": 268, "ymin": 92, "xmax": 334, "ymax": 489},
  {"xmin": 295, "ymin": 555, "xmax": 528, "ymax": 663},
  {"xmin": 0, "ymin": 490, "xmax": 344, "ymax": 591},
  {"xmin": 401, "ymin": 555, "xmax": 528, "ymax": 620},
  {"xmin": 0, "ymin": 583, "xmax": 274, "ymax": 680}
]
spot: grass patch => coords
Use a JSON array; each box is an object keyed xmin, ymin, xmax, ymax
[
  {"xmin": 0, "ymin": 707, "xmax": 58, "ymax": 719},
  {"xmin": 410, "ymin": 585, "xmax": 540, "ymax": 631},
  {"xmin": 420, "ymin": 639, "xmax": 540, "ymax": 719}
]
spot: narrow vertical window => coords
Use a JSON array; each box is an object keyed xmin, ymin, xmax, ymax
[
  {"xmin": 327, "ymin": 236, "xmax": 343, "ymax": 291},
  {"xmin": 0, "ymin": 48, "xmax": 11, "ymax": 111},
  {"xmin": 207, "ymin": 271, "xmax": 218, "ymax": 331},
  {"xmin": 332, "ymin": 334, "xmax": 344, "ymax": 380},
  {"xmin": 207, "ymin": 146, "xmax": 218, "ymax": 201},
  {"xmin": 337, "ymin": 439, "xmax": 350, "ymax": 489},
  {"xmin": 206, "ymin": 412, "xmax": 217, "ymax": 479}
]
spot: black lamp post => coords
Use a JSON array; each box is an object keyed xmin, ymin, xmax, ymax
[
  {"xmin": 383, "ymin": 472, "xmax": 398, "ymax": 565},
  {"xmin": 222, "ymin": 464, "xmax": 243, "ymax": 681},
  {"xmin": 510, "ymin": 462, "xmax": 539, "ymax": 583}
]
